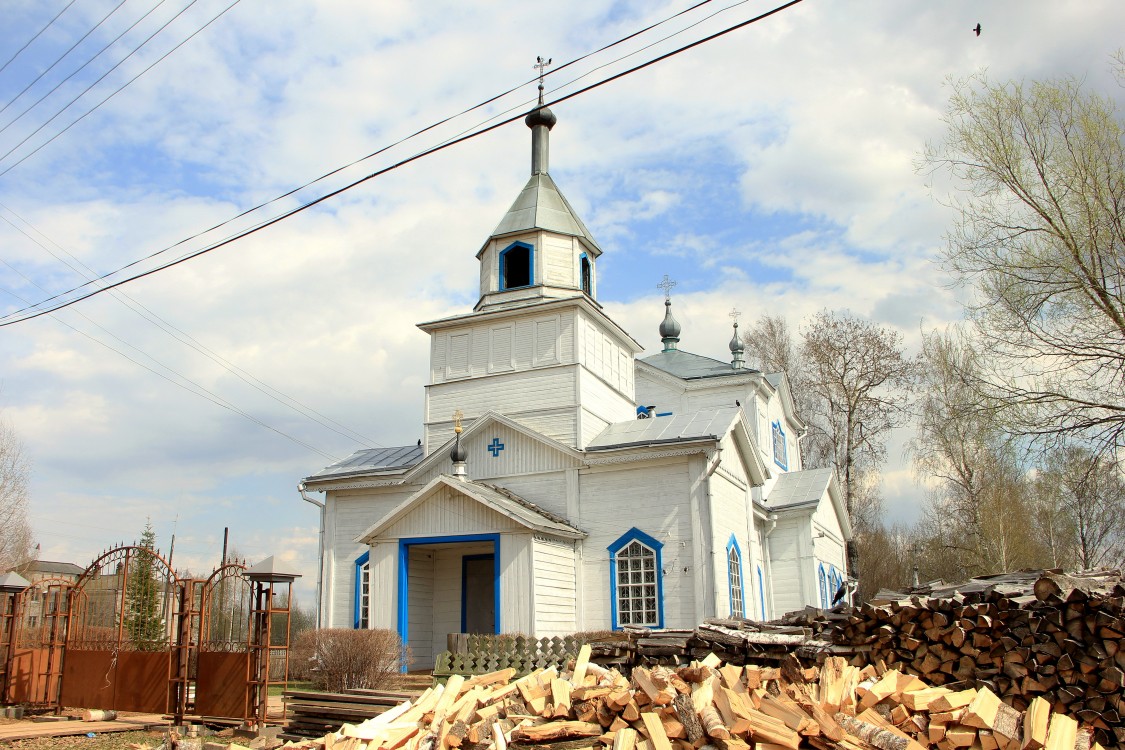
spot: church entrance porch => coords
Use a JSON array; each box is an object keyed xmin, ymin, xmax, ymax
[{"xmin": 398, "ymin": 535, "xmax": 499, "ymax": 670}]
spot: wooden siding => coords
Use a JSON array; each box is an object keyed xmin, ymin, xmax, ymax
[
  {"xmin": 369, "ymin": 541, "xmax": 397, "ymax": 629},
  {"xmin": 496, "ymin": 472, "xmax": 569, "ymax": 519},
  {"xmin": 577, "ymin": 461, "xmax": 693, "ymax": 630},
  {"xmin": 326, "ymin": 489, "xmax": 414, "ymax": 628},
  {"xmin": 576, "ymin": 369, "xmax": 635, "ymax": 447},
  {"xmin": 576, "ymin": 312, "xmax": 633, "ymax": 396},
  {"xmin": 532, "ymin": 537, "xmax": 577, "ymax": 636},
  {"xmin": 429, "ymin": 308, "xmax": 576, "ymax": 385},
  {"xmin": 543, "ymin": 235, "xmax": 577, "ymax": 287},
  {"xmin": 426, "ymin": 366, "xmax": 578, "ymax": 450},
  {"xmin": 708, "ymin": 471, "xmax": 750, "ymax": 618},
  {"xmin": 380, "ymin": 485, "xmax": 525, "ymax": 539},
  {"xmin": 500, "ymin": 534, "xmax": 532, "ymax": 634},
  {"xmin": 766, "ymin": 517, "xmax": 807, "ymax": 617},
  {"xmin": 408, "ymin": 547, "xmax": 435, "ymax": 667},
  {"xmin": 416, "ymin": 425, "xmax": 581, "ymax": 485},
  {"xmin": 633, "ymin": 373, "xmax": 684, "ymax": 418}
]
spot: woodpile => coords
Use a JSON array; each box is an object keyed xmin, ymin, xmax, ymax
[
  {"xmin": 282, "ymin": 689, "xmax": 418, "ymax": 741},
  {"xmin": 268, "ymin": 646, "xmax": 1104, "ymax": 750},
  {"xmin": 827, "ymin": 569, "xmax": 1125, "ymax": 747}
]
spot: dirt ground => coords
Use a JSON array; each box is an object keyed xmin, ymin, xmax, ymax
[{"xmin": 2, "ymin": 728, "xmax": 169, "ymax": 749}]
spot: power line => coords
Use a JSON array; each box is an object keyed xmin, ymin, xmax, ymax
[
  {"xmin": 0, "ymin": 201, "xmax": 384, "ymax": 448},
  {"xmin": 0, "ymin": 0, "xmax": 243, "ymax": 175},
  {"xmin": 0, "ymin": 0, "xmax": 132, "ymax": 121},
  {"xmin": 0, "ymin": 0, "xmax": 79, "ymax": 77},
  {"xmin": 0, "ymin": 264, "xmax": 341, "ymax": 461},
  {"xmin": 0, "ymin": 0, "xmax": 725, "ymax": 315},
  {"xmin": 1, "ymin": 0, "xmax": 176, "ymax": 137},
  {"xmin": 0, "ymin": 0, "xmax": 803, "ymax": 327}
]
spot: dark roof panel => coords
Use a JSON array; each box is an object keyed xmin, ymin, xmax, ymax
[
  {"xmin": 641, "ymin": 349, "xmax": 758, "ymax": 380},
  {"xmin": 307, "ymin": 444, "xmax": 424, "ymax": 480}
]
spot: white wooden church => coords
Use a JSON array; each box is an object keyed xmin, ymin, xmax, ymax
[{"xmin": 301, "ymin": 101, "xmax": 852, "ymax": 668}]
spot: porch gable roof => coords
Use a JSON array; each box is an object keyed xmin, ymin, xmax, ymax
[{"xmin": 355, "ymin": 475, "xmax": 586, "ymax": 544}]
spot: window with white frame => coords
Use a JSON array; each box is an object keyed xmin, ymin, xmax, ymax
[
  {"xmin": 609, "ymin": 528, "xmax": 663, "ymax": 628},
  {"xmin": 355, "ymin": 552, "xmax": 370, "ymax": 629},
  {"xmin": 727, "ymin": 543, "xmax": 744, "ymax": 618}
]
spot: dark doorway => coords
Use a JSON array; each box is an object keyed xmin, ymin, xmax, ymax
[{"xmin": 461, "ymin": 554, "xmax": 495, "ymax": 634}]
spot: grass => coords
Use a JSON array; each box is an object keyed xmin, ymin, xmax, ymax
[{"xmin": 269, "ymin": 680, "xmax": 317, "ymax": 696}]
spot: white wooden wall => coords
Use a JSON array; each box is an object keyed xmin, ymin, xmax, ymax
[
  {"xmin": 407, "ymin": 547, "xmax": 435, "ymax": 667},
  {"xmin": 577, "ymin": 460, "xmax": 694, "ymax": 630},
  {"xmin": 431, "ymin": 542, "xmax": 493, "ymax": 659},
  {"xmin": 532, "ymin": 536, "xmax": 577, "ymax": 636},
  {"xmin": 766, "ymin": 517, "xmax": 806, "ymax": 617},
  {"xmin": 708, "ymin": 469, "xmax": 751, "ymax": 619},
  {"xmin": 324, "ymin": 487, "xmax": 414, "ymax": 628}
]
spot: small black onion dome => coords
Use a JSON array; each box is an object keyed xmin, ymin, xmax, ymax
[
  {"xmin": 525, "ymin": 105, "xmax": 557, "ymax": 130},
  {"xmin": 450, "ymin": 432, "xmax": 467, "ymax": 462},
  {"xmin": 659, "ymin": 299, "xmax": 681, "ymax": 339}
]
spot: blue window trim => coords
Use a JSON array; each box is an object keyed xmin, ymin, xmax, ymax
[
  {"xmin": 579, "ymin": 252, "xmax": 591, "ymax": 295},
  {"xmin": 499, "ymin": 241, "xmax": 534, "ymax": 291},
  {"xmin": 354, "ymin": 550, "xmax": 370, "ymax": 629},
  {"xmin": 818, "ymin": 563, "xmax": 827, "ymax": 609},
  {"xmin": 460, "ymin": 553, "xmax": 496, "ymax": 633},
  {"xmin": 725, "ymin": 534, "xmax": 745, "ymax": 618},
  {"xmin": 397, "ymin": 534, "xmax": 501, "ymax": 670},
  {"xmin": 771, "ymin": 420, "xmax": 788, "ymax": 471},
  {"xmin": 756, "ymin": 565, "xmax": 766, "ymax": 620},
  {"xmin": 608, "ymin": 527, "xmax": 664, "ymax": 630}
]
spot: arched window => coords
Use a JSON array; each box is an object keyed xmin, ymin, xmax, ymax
[
  {"xmin": 354, "ymin": 551, "xmax": 371, "ymax": 629},
  {"xmin": 726, "ymin": 535, "xmax": 744, "ymax": 618},
  {"xmin": 608, "ymin": 528, "xmax": 663, "ymax": 628},
  {"xmin": 818, "ymin": 564, "xmax": 828, "ymax": 609},
  {"xmin": 500, "ymin": 242, "xmax": 533, "ymax": 290},
  {"xmin": 580, "ymin": 253, "xmax": 592, "ymax": 295}
]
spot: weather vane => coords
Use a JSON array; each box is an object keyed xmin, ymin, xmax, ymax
[
  {"xmin": 657, "ymin": 274, "xmax": 677, "ymax": 300},
  {"xmin": 534, "ymin": 56, "xmax": 552, "ymax": 106}
]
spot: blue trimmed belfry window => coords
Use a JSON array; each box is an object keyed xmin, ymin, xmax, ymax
[
  {"xmin": 771, "ymin": 420, "xmax": 788, "ymax": 470},
  {"xmin": 608, "ymin": 528, "xmax": 663, "ymax": 629},
  {"xmin": 580, "ymin": 253, "xmax": 592, "ymax": 295},
  {"xmin": 500, "ymin": 242, "xmax": 533, "ymax": 290},
  {"xmin": 354, "ymin": 551, "xmax": 370, "ymax": 629},
  {"xmin": 726, "ymin": 535, "xmax": 745, "ymax": 618}
]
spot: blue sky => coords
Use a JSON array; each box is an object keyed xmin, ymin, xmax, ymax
[{"xmin": 1, "ymin": 0, "xmax": 1123, "ymax": 604}]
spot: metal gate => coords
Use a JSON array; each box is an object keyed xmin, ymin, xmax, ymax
[
  {"xmin": 1, "ymin": 578, "xmax": 71, "ymax": 707},
  {"xmin": 195, "ymin": 562, "xmax": 253, "ymax": 719},
  {"xmin": 60, "ymin": 545, "xmax": 184, "ymax": 714}
]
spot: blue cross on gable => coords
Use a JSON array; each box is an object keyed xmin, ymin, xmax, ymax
[{"xmin": 486, "ymin": 437, "xmax": 505, "ymax": 457}]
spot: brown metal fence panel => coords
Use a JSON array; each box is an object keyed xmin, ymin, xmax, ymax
[
  {"xmin": 195, "ymin": 651, "xmax": 250, "ymax": 718},
  {"xmin": 59, "ymin": 649, "xmax": 115, "ymax": 709},
  {"xmin": 113, "ymin": 651, "xmax": 171, "ymax": 713}
]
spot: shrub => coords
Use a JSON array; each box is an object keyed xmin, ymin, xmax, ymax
[{"xmin": 290, "ymin": 628, "xmax": 409, "ymax": 692}]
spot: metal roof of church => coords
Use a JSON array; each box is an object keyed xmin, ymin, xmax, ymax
[
  {"xmin": 764, "ymin": 467, "xmax": 836, "ymax": 509},
  {"xmin": 586, "ymin": 406, "xmax": 740, "ymax": 450},
  {"xmin": 640, "ymin": 349, "xmax": 758, "ymax": 380},
  {"xmin": 487, "ymin": 172, "xmax": 603, "ymax": 255},
  {"xmin": 308, "ymin": 444, "xmax": 424, "ymax": 480}
]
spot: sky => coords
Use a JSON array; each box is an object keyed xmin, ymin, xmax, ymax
[{"xmin": 0, "ymin": 0, "xmax": 1122, "ymax": 606}]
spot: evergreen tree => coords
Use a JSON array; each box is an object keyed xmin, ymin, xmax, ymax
[{"xmin": 125, "ymin": 522, "xmax": 167, "ymax": 649}]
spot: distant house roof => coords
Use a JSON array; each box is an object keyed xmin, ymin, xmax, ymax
[
  {"xmin": 765, "ymin": 467, "xmax": 836, "ymax": 509},
  {"xmin": 587, "ymin": 406, "xmax": 739, "ymax": 451},
  {"xmin": 23, "ymin": 560, "xmax": 85, "ymax": 577},
  {"xmin": 640, "ymin": 349, "xmax": 758, "ymax": 381},
  {"xmin": 306, "ymin": 444, "xmax": 424, "ymax": 481}
]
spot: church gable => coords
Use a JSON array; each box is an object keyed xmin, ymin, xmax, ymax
[{"xmin": 409, "ymin": 413, "xmax": 582, "ymax": 484}]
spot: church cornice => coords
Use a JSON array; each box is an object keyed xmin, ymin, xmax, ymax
[
  {"xmin": 417, "ymin": 294, "xmax": 642, "ymax": 353},
  {"xmin": 581, "ymin": 444, "xmax": 713, "ymax": 466}
]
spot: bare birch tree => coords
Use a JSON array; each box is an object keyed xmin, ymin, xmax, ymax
[
  {"xmin": 923, "ymin": 67, "xmax": 1125, "ymax": 458},
  {"xmin": 0, "ymin": 418, "xmax": 32, "ymax": 572},
  {"xmin": 1033, "ymin": 445, "xmax": 1125, "ymax": 570}
]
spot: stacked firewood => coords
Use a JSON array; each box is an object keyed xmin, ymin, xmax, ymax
[
  {"xmin": 828, "ymin": 570, "xmax": 1125, "ymax": 746},
  {"xmin": 270, "ymin": 647, "xmax": 1102, "ymax": 750}
]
